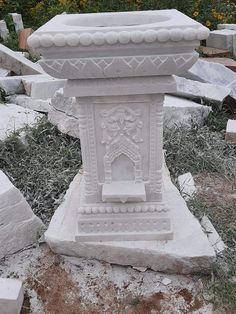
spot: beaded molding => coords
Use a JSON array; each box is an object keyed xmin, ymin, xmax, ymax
[
  {"xmin": 78, "ymin": 203, "xmax": 168, "ymax": 214},
  {"xmin": 28, "ymin": 26, "xmax": 209, "ymax": 48}
]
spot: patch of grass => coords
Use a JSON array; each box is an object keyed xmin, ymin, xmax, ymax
[
  {"xmin": 188, "ymin": 197, "xmax": 236, "ymax": 312},
  {"xmin": 164, "ymin": 109, "xmax": 236, "ymax": 312},
  {"xmin": 164, "ymin": 123, "xmax": 236, "ymax": 179},
  {"xmin": 0, "ymin": 118, "xmax": 82, "ymax": 224}
]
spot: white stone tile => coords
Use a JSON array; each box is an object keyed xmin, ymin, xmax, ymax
[
  {"xmin": 173, "ymin": 75, "xmax": 230, "ymax": 104},
  {"xmin": 182, "ymin": 59, "xmax": 236, "ymax": 100},
  {"xmin": 177, "ymin": 172, "xmax": 197, "ymax": 201},
  {"xmin": 201, "ymin": 215, "xmax": 226, "ymax": 253},
  {"xmin": 0, "ymin": 103, "xmax": 43, "ymax": 140},
  {"xmin": 0, "ymin": 278, "xmax": 24, "ymax": 314}
]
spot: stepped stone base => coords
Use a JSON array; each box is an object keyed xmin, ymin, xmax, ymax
[{"xmin": 45, "ymin": 165, "xmax": 216, "ymax": 274}]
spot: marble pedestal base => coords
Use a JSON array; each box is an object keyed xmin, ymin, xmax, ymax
[{"xmin": 45, "ymin": 162, "xmax": 216, "ymax": 274}]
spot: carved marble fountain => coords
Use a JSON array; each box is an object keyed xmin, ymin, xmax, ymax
[{"xmin": 28, "ymin": 10, "xmax": 216, "ymax": 273}]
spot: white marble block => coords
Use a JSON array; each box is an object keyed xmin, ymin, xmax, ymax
[
  {"xmin": 9, "ymin": 13, "xmax": 24, "ymax": 34},
  {"xmin": 0, "ymin": 170, "xmax": 44, "ymax": 258},
  {"xmin": 225, "ymin": 119, "xmax": 236, "ymax": 143},
  {"xmin": 0, "ymin": 278, "xmax": 24, "ymax": 314},
  {"xmin": 0, "ymin": 20, "xmax": 9, "ymax": 40},
  {"xmin": 28, "ymin": 10, "xmax": 212, "ymax": 258},
  {"xmin": 206, "ymin": 29, "xmax": 236, "ymax": 53}
]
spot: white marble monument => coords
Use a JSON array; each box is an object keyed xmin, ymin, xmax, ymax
[{"xmin": 28, "ymin": 10, "xmax": 215, "ymax": 272}]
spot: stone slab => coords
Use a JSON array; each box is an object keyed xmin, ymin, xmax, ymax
[
  {"xmin": 200, "ymin": 46, "xmax": 232, "ymax": 58},
  {"xmin": 0, "ymin": 103, "xmax": 43, "ymax": 140},
  {"xmin": 9, "ymin": 13, "xmax": 23, "ymax": 34},
  {"xmin": 200, "ymin": 57, "xmax": 236, "ymax": 73},
  {"xmin": 164, "ymin": 95, "xmax": 211, "ymax": 127},
  {"xmin": 218, "ymin": 24, "xmax": 236, "ymax": 31},
  {"xmin": 173, "ymin": 75, "xmax": 230, "ymax": 104},
  {"xmin": 48, "ymin": 109, "xmax": 80, "ymax": 137},
  {"xmin": 201, "ymin": 215, "xmax": 226, "ymax": 253},
  {"xmin": 7, "ymin": 94, "xmax": 52, "ymax": 113},
  {"xmin": 0, "ymin": 75, "xmax": 49, "ymax": 96},
  {"xmin": 45, "ymin": 164, "xmax": 216, "ymax": 274},
  {"xmin": 177, "ymin": 172, "xmax": 196, "ymax": 201},
  {"xmin": 225, "ymin": 119, "xmax": 236, "ymax": 143},
  {"xmin": 22, "ymin": 77, "xmax": 66, "ymax": 99},
  {"xmin": 182, "ymin": 59, "xmax": 236, "ymax": 100},
  {"xmin": 0, "ymin": 278, "xmax": 24, "ymax": 314},
  {"xmin": 206, "ymin": 29, "xmax": 236, "ymax": 53},
  {"xmin": 0, "ymin": 170, "xmax": 45, "ymax": 259},
  {"xmin": 0, "ymin": 44, "xmax": 44, "ymax": 75}
]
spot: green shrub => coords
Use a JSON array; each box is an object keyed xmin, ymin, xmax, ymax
[{"xmin": 1, "ymin": 0, "xmax": 235, "ymax": 30}]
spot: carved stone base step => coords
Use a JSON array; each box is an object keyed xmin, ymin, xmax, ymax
[
  {"xmin": 76, "ymin": 212, "xmax": 172, "ymax": 241},
  {"xmin": 45, "ymin": 163, "xmax": 216, "ymax": 274}
]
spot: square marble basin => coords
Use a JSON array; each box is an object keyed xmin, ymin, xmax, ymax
[
  {"xmin": 28, "ymin": 10, "xmax": 209, "ymax": 51},
  {"xmin": 28, "ymin": 10, "xmax": 209, "ymax": 79}
]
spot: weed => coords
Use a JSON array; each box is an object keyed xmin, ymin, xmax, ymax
[{"xmin": 0, "ymin": 118, "xmax": 82, "ymax": 224}]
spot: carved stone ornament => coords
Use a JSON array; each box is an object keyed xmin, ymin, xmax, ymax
[{"xmin": 28, "ymin": 10, "xmax": 209, "ymax": 241}]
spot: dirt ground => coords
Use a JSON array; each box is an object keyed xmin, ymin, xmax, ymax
[{"xmin": 0, "ymin": 245, "xmax": 215, "ymax": 314}]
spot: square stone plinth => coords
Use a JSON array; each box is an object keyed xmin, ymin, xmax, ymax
[{"xmin": 45, "ymin": 164, "xmax": 216, "ymax": 274}]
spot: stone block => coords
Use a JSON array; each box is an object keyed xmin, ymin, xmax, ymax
[
  {"xmin": 0, "ymin": 20, "xmax": 9, "ymax": 40},
  {"xmin": 0, "ymin": 278, "xmax": 24, "ymax": 314},
  {"xmin": 0, "ymin": 77, "xmax": 24, "ymax": 95},
  {"xmin": 7, "ymin": 94, "xmax": 51, "ymax": 113},
  {"xmin": 0, "ymin": 170, "xmax": 44, "ymax": 259},
  {"xmin": 8, "ymin": 13, "xmax": 23, "ymax": 34},
  {"xmin": 225, "ymin": 119, "xmax": 236, "ymax": 143},
  {"xmin": 0, "ymin": 44, "xmax": 44, "ymax": 75},
  {"xmin": 0, "ymin": 103, "xmax": 43, "ymax": 140},
  {"xmin": 18, "ymin": 28, "xmax": 33, "ymax": 50},
  {"xmin": 164, "ymin": 95, "xmax": 211, "ymax": 128},
  {"xmin": 22, "ymin": 77, "xmax": 66, "ymax": 99},
  {"xmin": 0, "ymin": 75, "xmax": 48, "ymax": 95},
  {"xmin": 177, "ymin": 172, "xmax": 196, "ymax": 201},
  {"xmin": 173, "ymin": 75, "xmax": 230, "ymax": 104},
  {"xmin": 45, "ymin": 164, "xmax": 215, "ymax": 274},
  {"xmin": 206, "ymin": 29, "xmax": 236, "ymax": 53}
]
